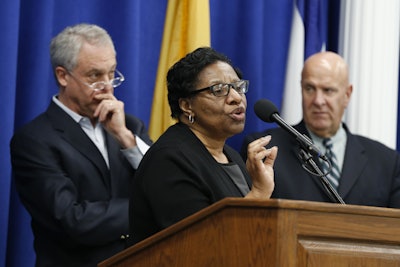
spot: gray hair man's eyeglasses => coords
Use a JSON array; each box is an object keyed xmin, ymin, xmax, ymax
[{"xmin": 67, "ymin": 69, "xmax": 125, "ymax": 91}]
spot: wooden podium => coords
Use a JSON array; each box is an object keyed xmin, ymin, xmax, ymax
[{"xmin": 99, "ymin": 198, "xmax": 400, "ymax": 267}]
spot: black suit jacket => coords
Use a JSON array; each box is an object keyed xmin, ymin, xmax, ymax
[
  {"xmin": 10, "ymin": 101, "xmax": 152, "ymax": 267},
  {"xmin": 130, "ymin": 123, "xmax": 251, "ymax": 244},
  {"xmin": 241, "ymin": 121, "xmax": 400, "ymax": 208}
]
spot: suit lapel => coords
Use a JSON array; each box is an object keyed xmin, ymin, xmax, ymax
[
  {"xmin": 295, "ymin": 122, "xmax": 368, "ymax": 200},
  {"xmin": 338, "ymin": 133, "xmax": 367, "ymax": 198},
  {"xmin": 46, "ymin": 102, "xmax": 111, "ymax": 187}
]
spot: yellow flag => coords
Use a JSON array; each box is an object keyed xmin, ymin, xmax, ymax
[{"xmin": 148, "ymin": 0, "xmax": 210, "ymax": 141}]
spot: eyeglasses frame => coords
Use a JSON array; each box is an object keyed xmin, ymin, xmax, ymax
[
  {"xmin": 189, "ymin": 80, "xmax": 249, "ymax": 97},
  {"xmin": 66, "ymin": 68, "xmax": 125, "ymax": 91}
]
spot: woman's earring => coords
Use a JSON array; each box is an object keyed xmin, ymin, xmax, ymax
[{"xmin": 188, "ymin": 114, "xmax": 195, "ymax": 124}]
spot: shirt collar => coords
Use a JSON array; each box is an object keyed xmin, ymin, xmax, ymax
[
  {"xmin": 52, "ymin": 95, "xmax": 96, "ymax": 125},
  {"xmin": 307, "ymin": 123, "xmax": 346, "ymax": 150}
]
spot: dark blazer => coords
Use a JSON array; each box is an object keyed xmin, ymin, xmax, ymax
[
  {"xmin": 10, "ymin": 101, "xmax": 152, "ymax": 267},
  {"xmin": 241, "ymin": 121, "xmax": 400, "ymax": 208},
  {"xmin": 129, "ymin": 123, "xmax": 251, "ymax": 244}
]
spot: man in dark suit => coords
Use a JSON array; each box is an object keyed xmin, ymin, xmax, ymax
[
  {"xmin": 241, "ymin": 51, "xmax": 400, "ymax": 208},
  {"xmin": 10, "ymin": 24, "xmax": 152, "ymax": 267}
]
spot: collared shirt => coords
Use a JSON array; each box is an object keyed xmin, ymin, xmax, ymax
[
  {"xmin": 307, "ymin": 124, "xmax": 347, "ymax": 171},
  {"xmin": 52, "ymin": 95, "xmax": 149, "ymax": 169}
]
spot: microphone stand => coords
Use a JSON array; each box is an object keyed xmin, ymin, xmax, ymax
[{"xmin": 298, "ymin": 149, "xmax": 345, "ymax": 204}]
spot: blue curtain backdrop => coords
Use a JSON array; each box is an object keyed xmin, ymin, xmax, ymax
[{"xmin": 2, "ymin": 0, "xmax": 394, "ymax": 266}]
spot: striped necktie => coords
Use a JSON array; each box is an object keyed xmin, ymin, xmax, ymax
[{"xmin": 322, "ymin": 138, "xmax": 341, "ymax": 189}]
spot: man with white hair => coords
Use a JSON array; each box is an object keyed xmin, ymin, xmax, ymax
[{"xmin": 10, "ymin": 24, "xmax": 152, "ymax": 267}]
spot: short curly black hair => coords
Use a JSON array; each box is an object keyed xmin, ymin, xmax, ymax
[{"xmin": 167, "ymin": 47, "xmax": 242, "ymax": 119}]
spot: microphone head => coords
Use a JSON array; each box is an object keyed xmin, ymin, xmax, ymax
[{"xmin": 254, "ymin": 99, "xmax": 279, "ymax": 123}]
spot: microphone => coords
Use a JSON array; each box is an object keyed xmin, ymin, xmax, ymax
[
  {"xmin": 253, "ymin": 99, "xmax": 345, "ymax": 204},
  {"xmin": 254, "ymin": 99, "xmax": 326, "ymax": 160}
]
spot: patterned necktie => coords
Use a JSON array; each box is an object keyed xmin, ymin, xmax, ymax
[{"xmin": 322, "ymin": 138, "xmax": 341, "ymax": 189}]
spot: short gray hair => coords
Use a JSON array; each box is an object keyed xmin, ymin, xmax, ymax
[{"xmin": 50, "ymin": 23, "xmax": 115, "ymax": 72}]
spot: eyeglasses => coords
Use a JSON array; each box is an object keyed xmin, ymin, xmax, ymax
[
  {"xmin": 190, "ymin": 80, "xmax": 249, "ymax": 97},
  {"xmin": 67, "ymin": 69, "xmax": 125, "ymax": 91}
]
